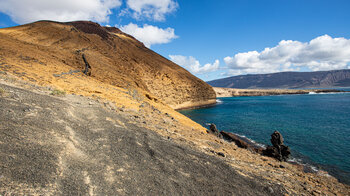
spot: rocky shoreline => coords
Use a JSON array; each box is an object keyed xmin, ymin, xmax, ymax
[
  {"xmin": 1, "ymin": 73, "xmax": 350, "ymax": 195},
  {"xmin": 211, "ymin": 126, "xmax": 320, "ymax": 173},
  {"xmin": 213, "ymin": 87, "xmax": 345, "ymax": 98},
  {"xmin": 0, "ymin": 76, "xmax": 287, "ymax": 195},
  {"xmin": 1, "ymin": 20, "xmax": 349, "ymax": 195}
]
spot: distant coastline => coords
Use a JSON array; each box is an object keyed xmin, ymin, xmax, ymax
[{"xmin": 213, "ymin": 87, "xmax": 345, "ymax": 98}]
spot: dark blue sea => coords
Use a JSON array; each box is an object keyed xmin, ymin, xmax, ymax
[{"xmin": 180, "ymin": 90, "xmax": 350, "ymax": 185}]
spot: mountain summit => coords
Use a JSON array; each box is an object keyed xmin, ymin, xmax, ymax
[{"xmin": 0, "ymin": 20, "xmax": 216, "ymax": 109}]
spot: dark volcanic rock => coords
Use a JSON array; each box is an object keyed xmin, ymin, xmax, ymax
[
  {"xmin": 208, "ymin": 123, "xmax": 223, "ymax": 138},
  {"xmin": 263, "ymin": 131, "xmax": 291, "ymax": 161},
  {"xmin": 82, "ymin": 54, "xmax": 91, "ymax": 76},
  {"xmin": 220, "ymin": 131, "xmax": 264, "ymax": 154},
  {"xmin": 68, "ymin": 21, "xmax": 110, "ymax": 40},
  {"xmin": 221, "ymin": 131, "xmax": 249, "ymax": 148},
  {"xmin": 271, "ymin": 131, "xmax": 284, "ymax": 148}
]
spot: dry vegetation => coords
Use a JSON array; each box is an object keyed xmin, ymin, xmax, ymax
[{"xmin": 50, "ymin": 89, "xmax": 66, "ymax": 96}]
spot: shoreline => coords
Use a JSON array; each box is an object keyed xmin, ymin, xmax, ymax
[
  {"xmin": 179, "ymin": 92, "xmax": 350, "ymax": 187},
  {"xmin": 213, "ymin": 87, "xmax": 346, "ymax": 98},
  {"xmin": 219, "ymin": 131, "xmax": 333, "ymax": 179},
  {"xmin": 1, "ymin": 73, "xmax": 350, "ymax": 195}
]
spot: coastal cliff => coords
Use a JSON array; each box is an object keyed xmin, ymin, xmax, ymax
[{"xmin": 0, "ymin": 21, "xmax": 216, "ymax": 109}]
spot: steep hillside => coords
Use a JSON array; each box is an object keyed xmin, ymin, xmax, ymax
[
  {"xmin": 1, "ymin": 21, "xmax": 350, "ymax": 195},
  {"xmin": 0, "ymin": 21, "xmax": 216, "ymax": 109},
  {"xmin": 1, "ymin": 81, "xmax": 286, "ymax": 195},
  {"xmin": 208, "ymin": 69, "xmax": 350, "ymax": 89}
]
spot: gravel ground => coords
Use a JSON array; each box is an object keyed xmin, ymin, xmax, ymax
[{"xmin": 0, "ymin": 83, "xmax": 286, "ymax": 195}]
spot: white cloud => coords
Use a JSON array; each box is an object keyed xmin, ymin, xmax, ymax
[
  {"xmin": 126, "ymin": 0, "xmax": 178, "ymax": 21},
  {"xmin": 119, "ymin": 23, "xmax": 178, "ymax": 47},
  {"xmin": 169, "ymin": 55, "xmax": 220, "ymax": 74},
  {"xmin": 224, "ymin": 35, "xmax": 350, "ymax": 76},
  {"xmin": 0, "ymin": 0, "xmax": 122, "ymax": 24}
]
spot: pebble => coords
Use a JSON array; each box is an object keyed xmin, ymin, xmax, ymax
[
  {"xmin": 267, "ymin": 187, "xmax": 274, "ymax": 194},
  {"xmin": 217, "ymin": 152, "xmax": 225, "ymax": 157}
]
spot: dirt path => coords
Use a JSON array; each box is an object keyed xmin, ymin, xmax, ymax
[{"xmin": 0, "ymin": 83, "xmax": 286, "ymax": 195}]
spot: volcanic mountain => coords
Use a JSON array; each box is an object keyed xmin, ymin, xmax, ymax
[
  {"xmin": 208, "ymin": 69, "xmax": 350, "ymax": 89},
  {"xmin": 1, "ymin": 21, "xmax": 350, "ymax": 195},
  {"xmin": 0, "ymin": 20, "xmax": 216, "ymax": 109}
]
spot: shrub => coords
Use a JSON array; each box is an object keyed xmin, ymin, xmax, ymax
[{"xmin": 50, "ymin": 89, "xmax": 66, "ymax": 96}]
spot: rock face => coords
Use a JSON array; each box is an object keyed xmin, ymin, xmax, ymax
[
  {"xmin": 208, "ymin": 69, "xmax": 350, "ymax": 89},
  {"xmin": 0, "ymin": 21, "xmax": 216, "ymax": 109},
  {"xmin": 208, "ymin": 123, "xmax": 223, "ymax": 138},
  {"xmin": 263, "ymin": 131, "xmax": 291, "ymax": 161}
]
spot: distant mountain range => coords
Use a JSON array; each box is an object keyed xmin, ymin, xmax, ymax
[{"xmin": 207, "ymin": 69, "xmax": 350, "ymax": 89}]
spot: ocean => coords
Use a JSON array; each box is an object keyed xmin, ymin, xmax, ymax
[{"xmin": 180, "ymin": 90, "xmax": 350, "ymax": 185}]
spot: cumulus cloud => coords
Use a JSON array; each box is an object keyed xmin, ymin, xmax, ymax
[
  {"xmin": 0, "ymin": 0, "xmax": 122, "ymax": 24},
  {"xmin": 224, "ymin": 35, "xmax": 350, "ymax": 75},
  {"xmin": 126, "ymin": 0, "xmax": 178, "ymax": 21},
  {"xmin": 120, "ymin": 23, "xmax": 178, "ymax": 47},
  {"xmin": 169, "ymin": 55, "xmax": 220, "ymax": 74}
]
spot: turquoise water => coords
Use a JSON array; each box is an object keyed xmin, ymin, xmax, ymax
[{"xmin": 180, "ymin": 91, "xmax": 350, "ymax": 184}]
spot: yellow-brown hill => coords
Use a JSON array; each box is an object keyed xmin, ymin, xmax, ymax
[
  {"xmin": 1, "ymin": 21, "xmax": 350, "ymax": 195},
  {"xmin": 0, "ymin": 20, "xmax": 216, "ymax": 109}
]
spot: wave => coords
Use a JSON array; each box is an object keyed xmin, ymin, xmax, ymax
[
  {"xmin": 233, "ymin": 133, "xmax": 266, "ymax": 148},
  {"xmin": 216, "ymin": 99, "xmax": 223, "ymax": 103},
  {"xmin": 308, "ymin": 91, "xmax": 350, "ymax": 95},
  {"xmin": 317, "ymin": 92, "xmax": 346, "ymax": 94},
  {"xmin": 288, "ymin": 158, "xmax": 321, "ymax": 173}
]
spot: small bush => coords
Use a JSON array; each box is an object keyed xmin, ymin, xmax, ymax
[
  {"xmin": 50, "ymin": 89, "xmax": 66, "ymax": 96},
  {"xmin": 0, "ymin": 88, "xmax": 4, "ymax": 95}
]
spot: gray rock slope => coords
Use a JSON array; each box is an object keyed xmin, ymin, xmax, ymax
[{"xmin": 0, "ymin": 83, "xmax": 285, "ymax": 195}]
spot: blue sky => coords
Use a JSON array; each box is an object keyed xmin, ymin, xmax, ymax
[{"xmin": 1, "ymin": 0, "xmax": 350, "ymax": 81}]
